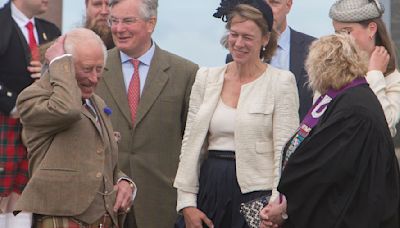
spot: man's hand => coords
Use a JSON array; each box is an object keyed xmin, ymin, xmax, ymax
[
  {"xmin": 45, "ymin": 35, "xmax": 67, "ymax": 64},
  {"xmin": 113, "ymin": 180, "xmax": 134, "ymax": 213},
  {"xmin": 368, "ymin": 46, "xmax": 390, "ymax": 74},
  {"xmin": 27, "ymin": 60, "xmax": 42, "ymax": 80},
  {"xmin": 182, "ymin": 207, "xmax": 214, "ymax": 228}
]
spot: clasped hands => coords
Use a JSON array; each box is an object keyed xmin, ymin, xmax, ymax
[{"xmin": 259, "ymin": 195, "xmax": 287, "ymax": 228}]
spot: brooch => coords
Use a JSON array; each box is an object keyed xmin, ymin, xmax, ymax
[{"xmin": 103, "ymin": 107, "xmax": 112, "ymax": 116}]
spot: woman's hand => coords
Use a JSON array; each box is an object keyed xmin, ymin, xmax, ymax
[
  {"xmin": 368, "ymin": 46, "xmax": 390, "ymax": 74},
  {"xmin": 182, "ymin": 207, "xmax": 214, "ymax": 228},
  {"xmin": 260, "ymin": 196, "xmax": 287, "ymax": 228}
]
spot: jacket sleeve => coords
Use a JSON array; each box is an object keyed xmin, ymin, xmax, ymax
[
  {"xmin": 271, "ymin": 72, "xmax": 299, "ymax": 201},
  {"xmin": 174, "ymin": 67, "xmax": 209, "ymax": 212},
  {"xmin": 17, "ymin": 55, "xmax": 82, "ymax": 135},
  {"xmin": 366, "ymin": 70, "xmax": 400, "ymax": 137}
]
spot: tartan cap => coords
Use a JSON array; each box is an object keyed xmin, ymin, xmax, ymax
[{"xmin": 329, "ymin": 0, "xmax": 384, "ymax": 22}]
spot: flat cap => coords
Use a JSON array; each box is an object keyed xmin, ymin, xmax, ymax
[{"xmin": 329, "ymin": 0, "xmax": 384, "ymax": 22}]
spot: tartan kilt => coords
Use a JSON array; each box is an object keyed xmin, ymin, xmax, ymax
[
  {"xmin": 33, "ymin": 215, "xmax": 114, "ymax": 228},
  {"xmin": 0, "ymin": 113, "xmax": 28, "ymax": 197}
]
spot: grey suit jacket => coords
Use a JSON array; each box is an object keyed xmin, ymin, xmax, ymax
[
  {"xmin": 15, "ymin": 57, "xmax": 126, "ymax": 225},
  {"xmin": 96, "ymin": 45, "xmax": 198, "ymax": 228}
]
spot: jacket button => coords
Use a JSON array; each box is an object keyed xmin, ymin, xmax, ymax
[{"xmin": 96, "ymin": 172, "xmax": 102, "ymax": 178}]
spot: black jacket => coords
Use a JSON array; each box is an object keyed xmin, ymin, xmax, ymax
[{"xmin": 0, "ymin": 2, "xmax": 61, "ymax": 114}]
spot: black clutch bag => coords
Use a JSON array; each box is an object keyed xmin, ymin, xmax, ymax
[{"xmin": 239, "ymin": 195, "xmax": 270, "ymax": 228}]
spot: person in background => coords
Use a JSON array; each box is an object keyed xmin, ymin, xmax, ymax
[
  {"xmin": 85, "ymin": 0, "xmax": 114, "ymax": 49},
  {"xmin": 329, "ymin": 0, "xmax": 400, "ymax": 137},
  {"xmin": 15, "ymin": 28, "xmax": 135, "ymax": 228},
  {"xmin": 174, "ymin": 0, "xmax": 299, "ymax": 227},
  {"xmin": 226, "ymin": 0, "xmax": 315, "ymax": 121},
  {"xmin": 95, "ymin": 0, "xmax": 199, "ymax": 227},
  {"xmin": 260, "ymin": 33, "xmax": 400, "ymax": 228},
  {"xmin": 0, "ymin": 0, "xmax": 60, "ymax": 227}
]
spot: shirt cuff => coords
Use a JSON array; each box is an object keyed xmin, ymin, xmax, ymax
[
  {"xmin": 49, "ymin": 54, "xmax": 72, "ymax": 65},
  {"xmin": 117, "ymin": 177, "xmax": 137, "ymax": 201}
]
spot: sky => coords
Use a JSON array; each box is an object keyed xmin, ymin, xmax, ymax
[{"xmin": 0, "ymin": 0, "xmax": 392, "ymax": 67}]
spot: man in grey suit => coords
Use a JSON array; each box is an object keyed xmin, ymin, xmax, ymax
[
  {"xmin": 226, "ymin": 0, "xmax": 315, "ymax": 120},
  {"xmin": 95, "ymin": 0, "xmax": 198, "ymax": 227}
]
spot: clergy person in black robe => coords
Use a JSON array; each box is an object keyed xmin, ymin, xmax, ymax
[{"xmin": 260, "ymin": 33, "xmax": 400, "ymax": 228}]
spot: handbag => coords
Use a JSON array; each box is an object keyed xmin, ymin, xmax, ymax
[{"xmin": 239, "ymin": 195, "xmax": 270, "ymax": 228}]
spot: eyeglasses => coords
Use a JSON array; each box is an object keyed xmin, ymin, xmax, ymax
[{"xmin": 107, "ymin": 16, "xmax": 141, "ymax": 27}]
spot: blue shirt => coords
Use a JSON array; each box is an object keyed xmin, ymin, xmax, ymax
[
  {"xmin": 270, "ymin": 25, "xmax": 290, "ymax": 71},
  {"xmin": 120, "ymin": 41, "xmax": 156, "ymax": 96}
]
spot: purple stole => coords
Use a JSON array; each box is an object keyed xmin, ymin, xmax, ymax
[{"xmin": 281, "ymin": 77, "xmax": 368, "ymax": 170}]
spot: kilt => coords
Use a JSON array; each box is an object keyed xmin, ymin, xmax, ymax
[
  {"xmin": 0, "ymin": 114, "xmax": 28, "ymax": 197},
  {"xmin": 33, "ymin": 214, "xmax": 114, "ymax": 228}
]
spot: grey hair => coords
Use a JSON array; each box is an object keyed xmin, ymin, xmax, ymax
[
  {"xmin": 64, "ymin": 28, "xmax": 108, "ymax": 63},
  {"xmin": 109, "ymin": 0, "xmax": 158, "ymax": 19}
]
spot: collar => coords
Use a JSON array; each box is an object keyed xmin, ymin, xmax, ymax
[
  {"xmin": 11, "ymin": 2, "xmax": 35, "ymax": 28},
  {"xmin": 120, "ymin": 40, "xmax": 155, "ymax": 65},
  {"xmin": 277, "ymin": 25, "xmax": 290, "ymax": 51}
]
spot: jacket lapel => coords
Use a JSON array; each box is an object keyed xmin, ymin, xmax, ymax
[
  {"xmin": 81, "ymin": 102, "xmax": 103, "ymax": 136},
  {"xmin": 102, "ymin": 48, "xmax": 133, "ymax": 124},
  {"xmin": 34, "ymin": 18, "xmax": 48, "ymax": 44},
  {"xmin": 289, "ymin": 28, "xmax": 303, "ymax": 84},
  {"xmin": 134, "ymin": 46, "xmax": 169, "ymax": 127}
]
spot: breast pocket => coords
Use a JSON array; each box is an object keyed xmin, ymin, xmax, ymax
[
  {"xmin": 247, "ymin": 103, "xmax": 274, "ymax": 128},
  {"xmin": 248, "ymin": 103, "xmax": 274, "ymax": 115}
]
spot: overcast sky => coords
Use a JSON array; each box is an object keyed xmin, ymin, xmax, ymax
[{"xmin": 0, "ymin": 0, "xmax": 392, "ymax": 66}]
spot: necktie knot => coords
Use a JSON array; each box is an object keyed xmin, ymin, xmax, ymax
[
  {"xmin": 131, "ymin": 59, "xmax": 140, "ymax": 70},
  {"xmin": 26, "ymin": 21, "xmax": 33, "ymax": 30}
]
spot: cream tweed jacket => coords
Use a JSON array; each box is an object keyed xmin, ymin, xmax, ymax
[{"xmin": 174, "ymin": 64, "xmax": 299, "ymax": 211}]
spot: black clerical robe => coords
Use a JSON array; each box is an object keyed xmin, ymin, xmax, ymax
[{"xmin": 279, "ymin": 84, "xmax": 400, "ymax": 228}]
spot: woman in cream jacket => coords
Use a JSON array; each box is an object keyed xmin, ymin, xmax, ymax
[{"xmin": 174, "ymin": 2, "xmax": 299, "ymax": 227}]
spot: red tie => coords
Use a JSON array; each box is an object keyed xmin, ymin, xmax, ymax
[
  {"xmin": 128, "ymin": 59, "xmax": 141, "ymax": 124},
  {"xmin": 25, "ymin": 21, "xmax": 40, "ymax": 61}
]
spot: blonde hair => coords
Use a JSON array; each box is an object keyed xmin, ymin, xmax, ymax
[{"xmin": 306, "ymin": 33, "xmax": 368, "ymax": 94}]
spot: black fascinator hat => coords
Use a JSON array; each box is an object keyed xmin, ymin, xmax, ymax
[{"xmin": 213, "ymin": 0, "xmax": 274, "ymax": 32}]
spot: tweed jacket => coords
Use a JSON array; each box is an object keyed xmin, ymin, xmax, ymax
[
  {"xmin": 174, "ymin": 64, "xmax": 299, "ymax": 211},
  {"xmin": 14, "ymin": 56, "xmax": 127, "ymax": 224},
  {"xmin": 96, "ymin": 45, "xmax": 198, "ymax": 227}
]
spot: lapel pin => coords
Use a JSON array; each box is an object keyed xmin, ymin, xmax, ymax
[{"xmin": 42, "ymin": 32, "xmax": 48, "ymax": 41}]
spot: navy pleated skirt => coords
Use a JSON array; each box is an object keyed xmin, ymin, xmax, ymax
[{"xmin": 197, "ymin": 150, "xmax": 271, "ymax": 228}]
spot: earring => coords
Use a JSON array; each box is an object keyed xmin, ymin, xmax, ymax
[{"xmin": 262, "ymin": 46, "xmax": 266, "ymax": 52}]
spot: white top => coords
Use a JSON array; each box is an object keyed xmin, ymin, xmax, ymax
[
  {"xmin": 174, "ymin": 65, "xmax": 299, "ymax": 212},
  {"xmin": 313, "ymin": 69, "xmax": 400, "ymax": 137},
  {"xmin": 208, "ymin": 99, "xmax": 236, "ymax": 151},
  {"xmin": 366, "ymin": 69, "xmax": 400, "ymax": 136}
]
